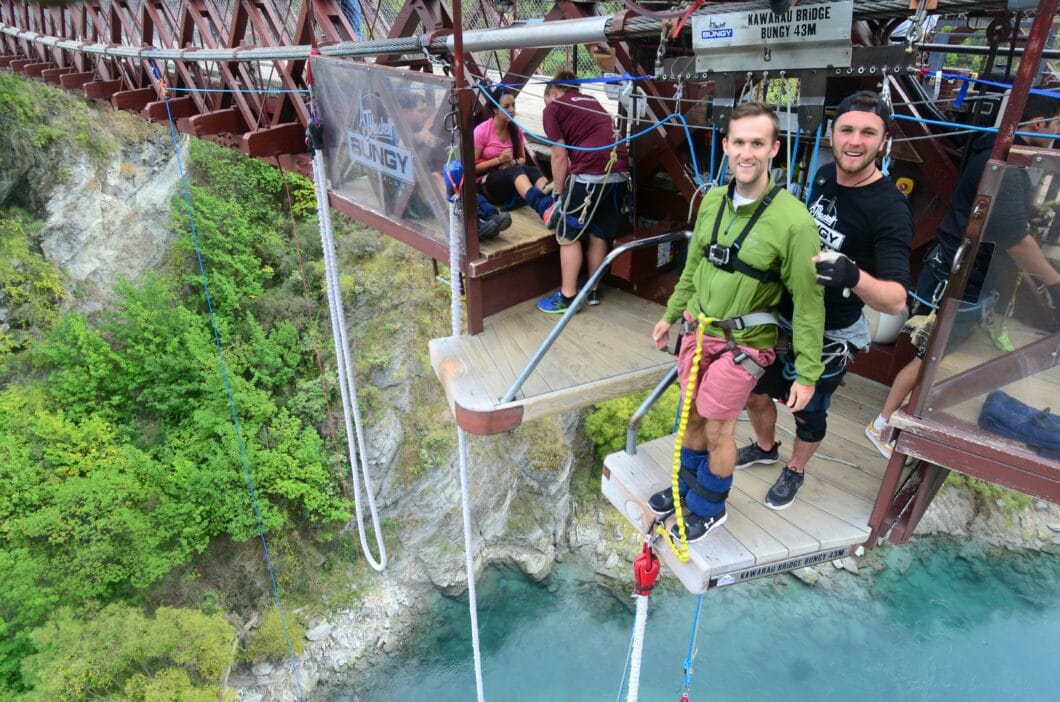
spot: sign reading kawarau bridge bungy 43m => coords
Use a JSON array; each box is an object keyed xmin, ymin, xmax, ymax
[{"xmin": 691, "ymin": 0, "xmax": 853, "ymax": 73}]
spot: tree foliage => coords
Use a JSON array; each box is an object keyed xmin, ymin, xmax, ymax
[
  {"xmin": 0, "ymin": 104, "xmax": 349, "ymax": 695},
  {"xmin": 18, "ymin": 604, "xmax": 235, "ymax": 702},
  {"xmin": 239, "ymin": 607, "xmax": 306, "ymax": 664},
  {"xmin": 0, "ymin": 213, "xmax": 64, "ymax": 364},
  {"xmin": 584, "ymin": 386, "xmax": 681, "ymax": 462}
]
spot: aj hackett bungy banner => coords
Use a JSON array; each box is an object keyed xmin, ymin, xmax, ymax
[
  {"xmin": 347, "ymin": 108, "xmax": 413, "ymax": 184},
  {"xmin": 309, "ymin": 57, "xmax": 454, "ymax": 243},
  {"xmin": 691, "ymin": 0, "xmax": 852, "ymax": 73}
]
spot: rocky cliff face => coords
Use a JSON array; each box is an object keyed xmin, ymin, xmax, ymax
[
  {"xmin": 0, "ymin": 103, "xmax": 183, "ymax": 314},
  {"xmin": 39, "ymin": 129, "xmax": 183, "ymax": 312}
]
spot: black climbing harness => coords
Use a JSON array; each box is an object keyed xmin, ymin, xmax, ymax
[{"xmin": 706, "ymin": 183, "xmax": 784, "ymax": 285}]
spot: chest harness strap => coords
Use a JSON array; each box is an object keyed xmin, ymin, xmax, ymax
[{"xmin": 706, "ymin": 184, "xmax": 783, "ymax": 284}]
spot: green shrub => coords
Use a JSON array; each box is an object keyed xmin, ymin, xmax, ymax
[
  {"xmin": 584, "ymin": 385, "xmax": 680, "ymax": 461},
  {"xmin": 240, "ymin": 607, "xmax": 306, "ymax": 663}
]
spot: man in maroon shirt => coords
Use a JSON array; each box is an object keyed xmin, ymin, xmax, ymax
[{"xmin": 537, "ymin": 70, "xmax": 630, "ymax": 313}]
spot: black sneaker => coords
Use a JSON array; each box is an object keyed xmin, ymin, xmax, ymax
[
  {"xmin": 735, "ymin": 440, "xmax": 780, "ymax": 469},
  {"xmin": 587, "ymin": 289, "xmax": 601, "ymax": 306},
  {"xmin": 477, "ymin": 212, "xmax": 511, "ymax": 241},
  {"xmin": 669, "ymin": 508, "xmax": 728, "ymax": 544},
  {"xmin": 648, "ymin": 487, "xmax": 679, "ymax": 517},
  {"xmin": 764, "ymin": 466, "xmax": 804, "ymax": 511}
]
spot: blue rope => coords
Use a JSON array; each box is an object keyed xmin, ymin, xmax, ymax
[
  {"xmin": 615, "ymin": 611, "xmax": 638, "ymax": 702},
  {"xmin": 929, "ymin": 70, "xmax": 1060, "ymax": 100},
  {"xmin": 681, "ymin": 594, "xmax": 704, "ymax": 693},
  {"xmin": 154, "ymin": 63, "xmax": 306, "ymax": 702},
  {"xmin": 674, "ymin": 112, "xmax": 705, "ymax": 188},
  {"xmin": 488, "ymin": 73, "xmax": 652, "ymax": 89},
  {"xmin": 891, "ymin": 113, "xmax": 1060, "ymax": 142},
  {"xmin": 339, "ymin": 0, "xmax": 363, "ymax": 41},
  {"xmin": 166, "ymin": 86, "xmax": 310, "ymax": 94},
  {"xmin": 478, "ymin": 84, "xmax": 703, "ymax": 181},
  {"xmin": 804, "ymin": 121, "xmax": 824, "ymax": 205}
]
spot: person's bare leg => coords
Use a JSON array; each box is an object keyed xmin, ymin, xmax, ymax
[
  {"xmin": 786, "ymin": 438, "xmax": 820, "ymax": 472},
  {"xmin": 586, "ymin": 236, "xmax": 608, "ymax": 291},
  {"xmin": 704, "ymin": 418, "xmax": 739, "ymax": 478},
  {"xmin": 883, "ymin": 357, "xmax": 921, "ymax": 421},
  {"xmin": 559, "ymin": 241, "xmax": 583, "ymax": 298},
  {"xmin": 512, "ymin": 173, "xmax": 532, "ymax": 198},
  {"xmin": 682, "ymin": 409, "xmax": 710, "ymax": 452},
  {"xmin": 745, "ymin": 392, "xmax": 777, "ymax": 451}
]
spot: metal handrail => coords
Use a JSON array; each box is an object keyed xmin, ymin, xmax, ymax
[
  {"xmin": 624, "ymin": 365, "xmax": 678, "ymax": 456},
  {"xmin": 500, "ymin": 229, "xmax": 691, "ymax": 404}
]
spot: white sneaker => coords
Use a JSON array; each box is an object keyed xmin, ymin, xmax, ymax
[{"xmin": 864, "ymin": 421, "xmax": 895, "ymax": 460}]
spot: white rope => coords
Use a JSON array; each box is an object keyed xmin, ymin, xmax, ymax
[
  {"xmin": 447, "ymin": 196, "xmax": 487, "ymax": 702},
  {"xmin": 626, "ymin": 594, "xmax": 650, "ymax": 702},
  {"xmin": 311, "ymin": 149, "xmax": 387, "ymax": 571}
]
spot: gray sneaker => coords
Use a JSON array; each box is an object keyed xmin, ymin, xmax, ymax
[
  {"xmin": 764, "ymin": 466, "xmax": 804, "ymax": 510},
  {"xmin": 735, "ymin": 440, "xmax": 780, "ymax": 469}
]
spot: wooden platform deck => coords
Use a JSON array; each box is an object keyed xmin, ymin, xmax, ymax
[
  {"xmin": 602, "ymin": 374, "xmax": 898, "ymax": 593},
  {"xmin": 429, "ymin": 289, "xmax": 674, "ymax": 434},
  {"xmin": 472, "ymin": 207, "xmax": 555, "ymax": 276}
]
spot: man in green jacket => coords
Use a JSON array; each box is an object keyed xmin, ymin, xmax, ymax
[{"xmin": 649, "ymin": 101, "xmax": 824, "ymax": 542}]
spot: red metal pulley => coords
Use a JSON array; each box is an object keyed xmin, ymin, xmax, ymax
[{"xmin": 633, "ymin": 541, "xmax": 659, "ymax": 596}]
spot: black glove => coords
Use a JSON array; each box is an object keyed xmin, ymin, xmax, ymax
[{"xmin": 815, "ymin": 251, "xmax": 861, "ymax": 289}]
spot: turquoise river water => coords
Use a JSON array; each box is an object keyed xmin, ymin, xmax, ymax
[{"xmin": 325, "ymin": 537, "xmax": 1059, "ymax": 701}]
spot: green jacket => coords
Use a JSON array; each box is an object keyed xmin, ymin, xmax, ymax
[{"xmin": 665, "ymin": 181, "xmax": 825, "ymax": 385}]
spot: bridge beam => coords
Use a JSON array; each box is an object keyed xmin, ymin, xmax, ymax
[
  {"xmin": 240, "ymin": 124, "xmax": 306, "ymax": 158},
  {"xmin": 41, "ymin": 67, "xmax": 74, "ymax": 85},
  {"xmin": 59, "ymin": 71, "xmax": 96, "ymax": 91},
  {"xmin": 83, "ymin": 79, "xmax": 123, "ymax": 101},
  {"xmin": 182, "ymin": 108, "xmax": 248, "ymax": 137},
  {"xmin": 112, "ymin": 87, "xmax": 155, "ymax": 112},
  {"xmin": 143, "ymin": 97, "xmax": 197, "ymax": 123},
  {"xmin": 23, "ymin": 62, "xmax": 56, "ymax": 77}
]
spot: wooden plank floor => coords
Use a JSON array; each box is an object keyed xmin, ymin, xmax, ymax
[
  {"xmin": 602, "ymin": 374, "xmax": 894, "ymax": 593},
  {"xmin": 429, "ymin": 289, "xmax": 675, "ymax": 433},
  {"xmin": 477, "ymin": 206, "xmax": 552, "ymax": 259}
]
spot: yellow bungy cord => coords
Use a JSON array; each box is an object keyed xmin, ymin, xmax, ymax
[{"xmin": 656, "ymin": 313, "xmax": 712, "ymax": 563}]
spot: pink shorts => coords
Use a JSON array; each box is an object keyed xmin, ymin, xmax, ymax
[{"xmin": 676, "ymin": 331, "xmax": 776, "ymax": 420}]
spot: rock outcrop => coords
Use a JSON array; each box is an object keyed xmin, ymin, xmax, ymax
[{"xmin": 39, "ymin": 124, "xmax": 183, "ymax": 313}]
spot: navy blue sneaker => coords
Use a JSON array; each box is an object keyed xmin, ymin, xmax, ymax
[
  {"xmin": 648, "ymin": 487, "xmax": 681, "ymax": 517},
  {"xmin": 669, "ymin": 508, "xmax": 728, "ymax": 543},
  {"xmin": 764, "ymin": 466, "xmax": 804, "ymax": 510},
  {"xmin": 537, "ymin": 291, "xmax": 576, "ymax": 314},
  {"xmin": 735, "ymin": 440, "xmax": 780, "ymax": 469}
]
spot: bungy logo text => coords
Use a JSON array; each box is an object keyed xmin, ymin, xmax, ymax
[{"xmin": 346, "ymin": 108, "xmax": 414, "ymax": 184}]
